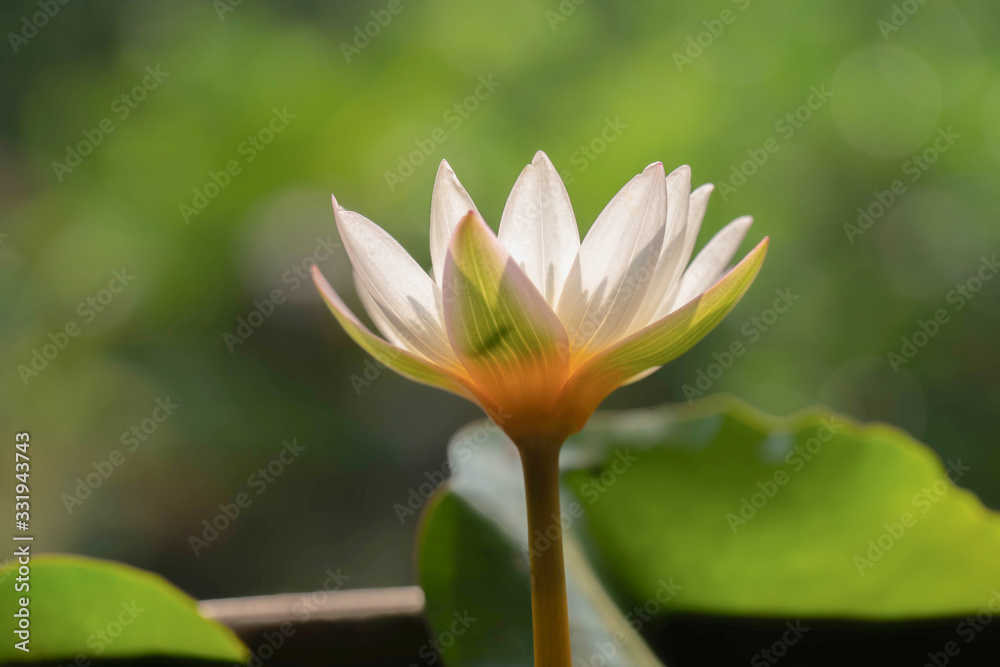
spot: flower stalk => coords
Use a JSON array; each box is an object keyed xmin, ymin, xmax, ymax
[{"xmin": 517, "ymin": 439, "xmax": 572, "ymax": 667}]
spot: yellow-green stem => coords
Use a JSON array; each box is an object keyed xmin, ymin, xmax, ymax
[{"xmin": 517, "ymin": 440, "xmax": 572, "ymax": 667}]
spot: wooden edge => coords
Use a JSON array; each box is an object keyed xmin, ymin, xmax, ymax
[{"xmin": 198, "ymin": 585, "xmax": 426, "ymax": 631}]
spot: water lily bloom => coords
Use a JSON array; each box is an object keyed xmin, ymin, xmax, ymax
[{"xmin": 311, "ymin": 151, "xmax": 767, "ymax": 445}]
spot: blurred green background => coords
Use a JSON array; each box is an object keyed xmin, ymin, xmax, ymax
[{"xmin": 1, "ymin": 0, "xmax": 998, "ymax": 601}]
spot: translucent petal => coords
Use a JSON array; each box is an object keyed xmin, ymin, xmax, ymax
[
  {"xmin": 556, "ymin": 163, "xmax": 667, "ymax": 355},
  {"xmin": 311, "ymin": 266, "xmax": 473, "ymax": 399},
  {"xmin": 563, "ymin": 239, "xmax": 768, "ymax": 411},
  {"xmin": 650, "ymin": 183, "xmax": 716, "ymax": 319},
  {"xmin": 498, "ymin": 151, "xmax": 580, "ymax": 306},
  {"xmin": 667, "ymin": 216, "xmax": 754, "ymax": 314},
  {"xmin": 442, "ymin": 212, "xmax": 571, "ymax": 427},
  {"xmin": 332, "ymin": 197, "xmax": 456, "ymax": 366},
  {"xmin": 354, "ymin": 272, "xmax": 406, "ymax": 348},
  {"xmin": 429, "ymin": 160, "xmax": 479, "ymax": 285},
  {"xmin": 630, "ymin": 165, "xmax": 692, "ymax": 328}
]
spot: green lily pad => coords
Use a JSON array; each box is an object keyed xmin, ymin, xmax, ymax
[
  {"xmin": 418, "ymin": 396, "xmax": 1000, "ymax": 664},
  {"xmin": 0, "ymin": 554, "xmax": 247, "ymax": 663}
]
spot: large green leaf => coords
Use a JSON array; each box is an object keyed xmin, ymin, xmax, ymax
[
  {"xmin": 418, "ymin": 396, "xmax": 1000, "ymax": 664},
  {"xmin": 566, "ymin": 396, "xmax": 1000, "ymax": 618},
  {"xmin": 0, "ymin": 554, "xmax": 247, "ymax": 663}
]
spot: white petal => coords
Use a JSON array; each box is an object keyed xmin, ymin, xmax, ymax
[
  {"xmin": 677, "ymin": 183, "xmax": 715, "ymax": 270},
  {"xmin": 662, "ymin": 215, "xmax": 754, "ymax": 316},
  {"xmin": 651, "ymin": 182, "xmax": 716, "ymax": 317},
  {"xmin": 498, "ymin": 151, "xmax": 580, "ymax": 306},
  {"xmin": 429, "ymin": 160, "xmax": 479, "ymax": 285},
  {"xmin": 630, "ymin": 165, "xmax": 691, "ymax": 328},
  {"xmin": 333, "ymin": 196, "xmax": 457, "ymax": 366},
  {"xmin": 354, "ymin": 272, "xmax": 406, "ymax": 348},
  {"xmin": 556, "ymin": 162, "xmax": 667, "ymax": 353},
  {"xmin": 311, "ymin": 266, "xmax": 474, "ymax": 400},
  {"xmin": 562, "ymin": 239, "xmax": 768, "ymax": 405}
]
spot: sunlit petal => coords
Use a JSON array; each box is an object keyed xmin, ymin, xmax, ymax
[
  {"xmin": 354, "ymin": 272, "xmax": 407, "ymax": 348},
  {"xmin": 332, "ymin": 196, "xmax": 457, "ymax": 366},
  {"xmin": 631, "ymin": 165, "xmax": 692, "ymax": 328},
  {"xmin": 498, "ymin": 150, "xmax": 580, "ymax": 306},
  {"xmin": 562, "ymin": 238, "xmax": 768, "ymax": 413},
  {"xmin": 666, "ymin": 215, "xmax": 754, "ymax": 314},
  {"xmin": 429, "ymin": 160, "xmax": 479, "ymax": 285},
  {"xmin": 311, "ymin": 266, "xmax": 474, "ymax": 399},
  {"xmin": 557, "ymin": 162, "xmax": 667, "ymax": 355},
  {"xmin": 443, "ymin": 212, "xmax": 572, "ymax": 438},
  {"xmin": 650, "ymin": 183, "xmax": 716, "ymax": 318}
]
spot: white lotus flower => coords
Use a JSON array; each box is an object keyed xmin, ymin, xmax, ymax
[{"xmin": 312, "ymin": 151, "xmax": 767, "ymax": 444}]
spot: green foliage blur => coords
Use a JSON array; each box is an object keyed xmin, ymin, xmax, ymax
[{"xmin": 1, "ymin": 0, "xmax": 998, "ymax": 599}]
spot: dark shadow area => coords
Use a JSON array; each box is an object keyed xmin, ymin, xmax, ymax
[
  {"xmin": 655, "ymin": 614, "xmax": 1000, "ymax": 666},
  {"xmin": 14, "ymin": 607, "xmax": 1000, "ymax": 666}
]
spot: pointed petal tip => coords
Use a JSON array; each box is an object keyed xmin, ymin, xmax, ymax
[
  {"xmin": 330, "ymin": 194, "xmax": 343, "ymax": 211},
  {"xmin": 666, "ymin": 165, "xmax": 693, "ymax": 197},
  {"xmin": 310, "ymin": 264, "xmax": 339, "ymax": 304},
  {"xmin": 436, "ymin": 159, "xmax": 455, "ymax": 176},
  {"xmin": 449, "ymin": 209, "xmax": 486, "ymax": 242},
  {"xmin": 643, "ymin": 161, "xmax": 666, "ymax": 177},
  {"xmin": 310, "ymin": 263, "xmax": 328, "ymax": 285},
  {"xmin": 531, "ymin": 150, "xmax": 553, "ymax": 166},
  {"xmin": 752, "ymin": 236, "xmax": 770, "ymax": 255}
]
